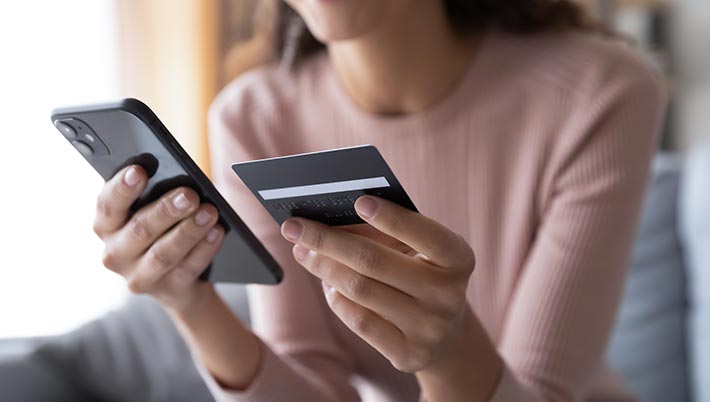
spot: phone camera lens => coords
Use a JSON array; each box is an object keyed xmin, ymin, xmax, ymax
[
  {"xmin": 72, "ymin": 140, "xmax": 94, "ymax": 156},
  {"xmin": 54, "ymin": 121, "xmax": 76, "ymax": 139}
]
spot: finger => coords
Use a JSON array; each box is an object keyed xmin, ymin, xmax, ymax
[
  {"xmin": 127, "ymin": 203, "xmax": 218, "ymax": 293},
  {"xmin": 354, "ymin": 196, "xmax": 473, "ymax": 267},
  {"xmin": 282, "ymin": 218, "xmax": 430, "ymax": 295},
  {"xmin": 293, "ymin": 244, "xmax": 421, "ymax": 330},
  {"xmin": 93, "ymin": 165, "xmax": 147, "ymax": 237},
  {"xmin": 111, "ymin": 187, "xmax": 201, "ymax": 263},
  {"xmin": 172, "ymin": 224, "xmax": 224, "ymax": 280},
  {"xmin": 338, "ymin": 224, "xmax": 414, "ymax": 255},
  {"xmin": 323, "ymin": 285, "xmax": 410, "ymax": 371}
]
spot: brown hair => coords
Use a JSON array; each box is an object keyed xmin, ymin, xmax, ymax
[{"xmin": 224, "ymin": 0, "xmax": 604, "ymax": 78}]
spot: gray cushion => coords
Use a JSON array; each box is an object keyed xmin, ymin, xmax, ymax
[
  {"xmin": 606, "ymin": 153, "xmax": 690, "ymax": 402},
  {"xmin": 32, "ymin": 284, "xmax": 250, "ymax": 402},
  {"xmin": 680, "ymin": 144, "xmax": 710, "ymax": 402},
  {"xmin": 0, "ymin": 353, "xmax": 99, "ymax": 402}
]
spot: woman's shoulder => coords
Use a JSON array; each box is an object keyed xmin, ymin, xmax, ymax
[
  {"xmin": 209, "ymin": 52, "xmax": 329, "ymax": 124},
  {"xmin": 490, "ymin": 28, "xmax": 664, "ymax": 103}
]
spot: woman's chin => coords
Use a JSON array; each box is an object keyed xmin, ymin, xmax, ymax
[{"xmin": 288, "ymin": 0, "xmax": 385, "ymax": 43}]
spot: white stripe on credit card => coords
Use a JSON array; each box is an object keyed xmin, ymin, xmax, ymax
[{"xmin": 258, "ymin": 176, "xmax": 391, "ymax": 201}]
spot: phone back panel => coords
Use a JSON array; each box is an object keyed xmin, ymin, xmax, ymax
[{"xmin": 51, "ymin": 99, "xmax": 282, "ymax": 284}]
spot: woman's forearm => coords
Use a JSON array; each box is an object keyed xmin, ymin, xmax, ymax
[{"xmin": 169, "ymin": 286, "xmax": 262, "ymax": 391}]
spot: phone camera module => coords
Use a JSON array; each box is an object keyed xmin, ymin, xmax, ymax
[
  {"xmin": 72, "ymin": 140, "xmax": 94, "ymax": 156},
  {"xmin": 53, "ymin": 118, "xmax": 110, "ymax": 156},
  {"xmin": 54, "ymin": 121, "xmax": 77, "ymax": 139}
]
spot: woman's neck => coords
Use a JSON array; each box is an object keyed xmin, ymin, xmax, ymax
[{"xmin": 327, "ymin": 3, "xmax": 482, "ymax": 116}]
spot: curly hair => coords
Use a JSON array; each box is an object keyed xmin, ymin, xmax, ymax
[{"xmin": 270, "ymin": 0, "xmax": 604, "ymax": 67}]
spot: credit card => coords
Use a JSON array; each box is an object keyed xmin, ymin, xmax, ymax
[{"xmin": 232, "ymin": 144, "xmax": 418, "ymax": 226}]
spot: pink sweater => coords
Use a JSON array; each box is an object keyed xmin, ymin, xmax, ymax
[{"xmin": 194, "ymin": 29, "xmax": 666, "ymax": 402}]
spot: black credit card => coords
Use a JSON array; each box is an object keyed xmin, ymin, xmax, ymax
[{"xmin": 232, "ymin": 145, "xmax": 418, "ymax": 226}]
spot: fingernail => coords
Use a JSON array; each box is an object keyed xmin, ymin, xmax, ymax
[
  {"xmin": 281, "ymin": 220, "xmax": 303, "ymax": 242},
  {"xmin": 207, "ymin": 227, "xmax": 221, "ymax": 243},
  {"xmin": 173, "ymin": 193, "xmax": 191, "ymax": 210},
  {"xmin": 195, "ymin": 209, "xmax": 211, "ymax": 226},
  {"xmin": 323, "ymin": 282, "xmax": 336, "ymax": 301},
  {"xmin": 293, "ymin": 244, "xmax": 312, "ymax": 262},
  {"xmin": 124, "ymin": 166, "xmax": 140, "ymax": 187},
  {"xmin": 355, "ymin": 196, "xmax": 379, "ymax": 219}
]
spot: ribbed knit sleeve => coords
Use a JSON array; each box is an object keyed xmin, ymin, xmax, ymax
[
  {"xmin": 484, "ymin": 57, "xmax": 666, "ymax": 401},
  {"xmin": 188, "ymin": 72, "xmax": 362, "ymax": 402}
]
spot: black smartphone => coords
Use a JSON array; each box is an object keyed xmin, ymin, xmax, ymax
[{"xmin": 50, "ymin": 98, "xmax": 283, "ymax": 284}]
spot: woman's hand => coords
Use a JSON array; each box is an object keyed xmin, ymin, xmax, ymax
[
  {"xmin": 280, "ymin": 195, "xmax": 477, "ymax": 373},
  {"xmin": 93, "ymin": 164, "xmax": 225, "ymax": 313}
]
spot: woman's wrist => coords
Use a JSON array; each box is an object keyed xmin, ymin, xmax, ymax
[
  {"xmin": 165, "ymin": 282, "xmax": 219, "ymax": 322},
  {"xmin": 416, "ymin": 306, "xmax": 503, "ymax": 402}
]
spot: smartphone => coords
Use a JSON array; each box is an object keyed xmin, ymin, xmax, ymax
[{"xmin": 50, "ymin": 98, "xmax": 283, "ymax": 284}]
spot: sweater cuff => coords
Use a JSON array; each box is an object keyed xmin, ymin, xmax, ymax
[
  {"xmin": 417, "ymin": 365, "xmax": 530, "ymax": 402},
  {"xmin": 488, "ymin": 364, "xmax": 534, "ymax": 402},
  {"xmin": 191, "ymin": 337, "xmax": 295, "ymax": 402}
]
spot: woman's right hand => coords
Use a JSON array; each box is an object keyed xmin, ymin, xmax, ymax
[{"xmin": 93, "ymin": 164, "xmax": 225, "ymax": 313}]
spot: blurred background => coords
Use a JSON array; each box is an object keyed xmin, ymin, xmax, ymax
[{"xmin": 0, "ymin": 1, "xmax": 707, "ymax": 401}]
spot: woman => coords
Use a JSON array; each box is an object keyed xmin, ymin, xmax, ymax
[{"xmin": 93, "ymin": 1, "xmax": 666, "ymax": 401}]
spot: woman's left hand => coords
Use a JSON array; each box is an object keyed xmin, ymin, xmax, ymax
[{"xmin": 280, "ymin": 195, "xmax": 476, "ymax": 373}]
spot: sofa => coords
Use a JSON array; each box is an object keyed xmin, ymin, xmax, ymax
[{"xmin": 1, "ymin": 149, "xmax": 707, "ymax": 402}]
